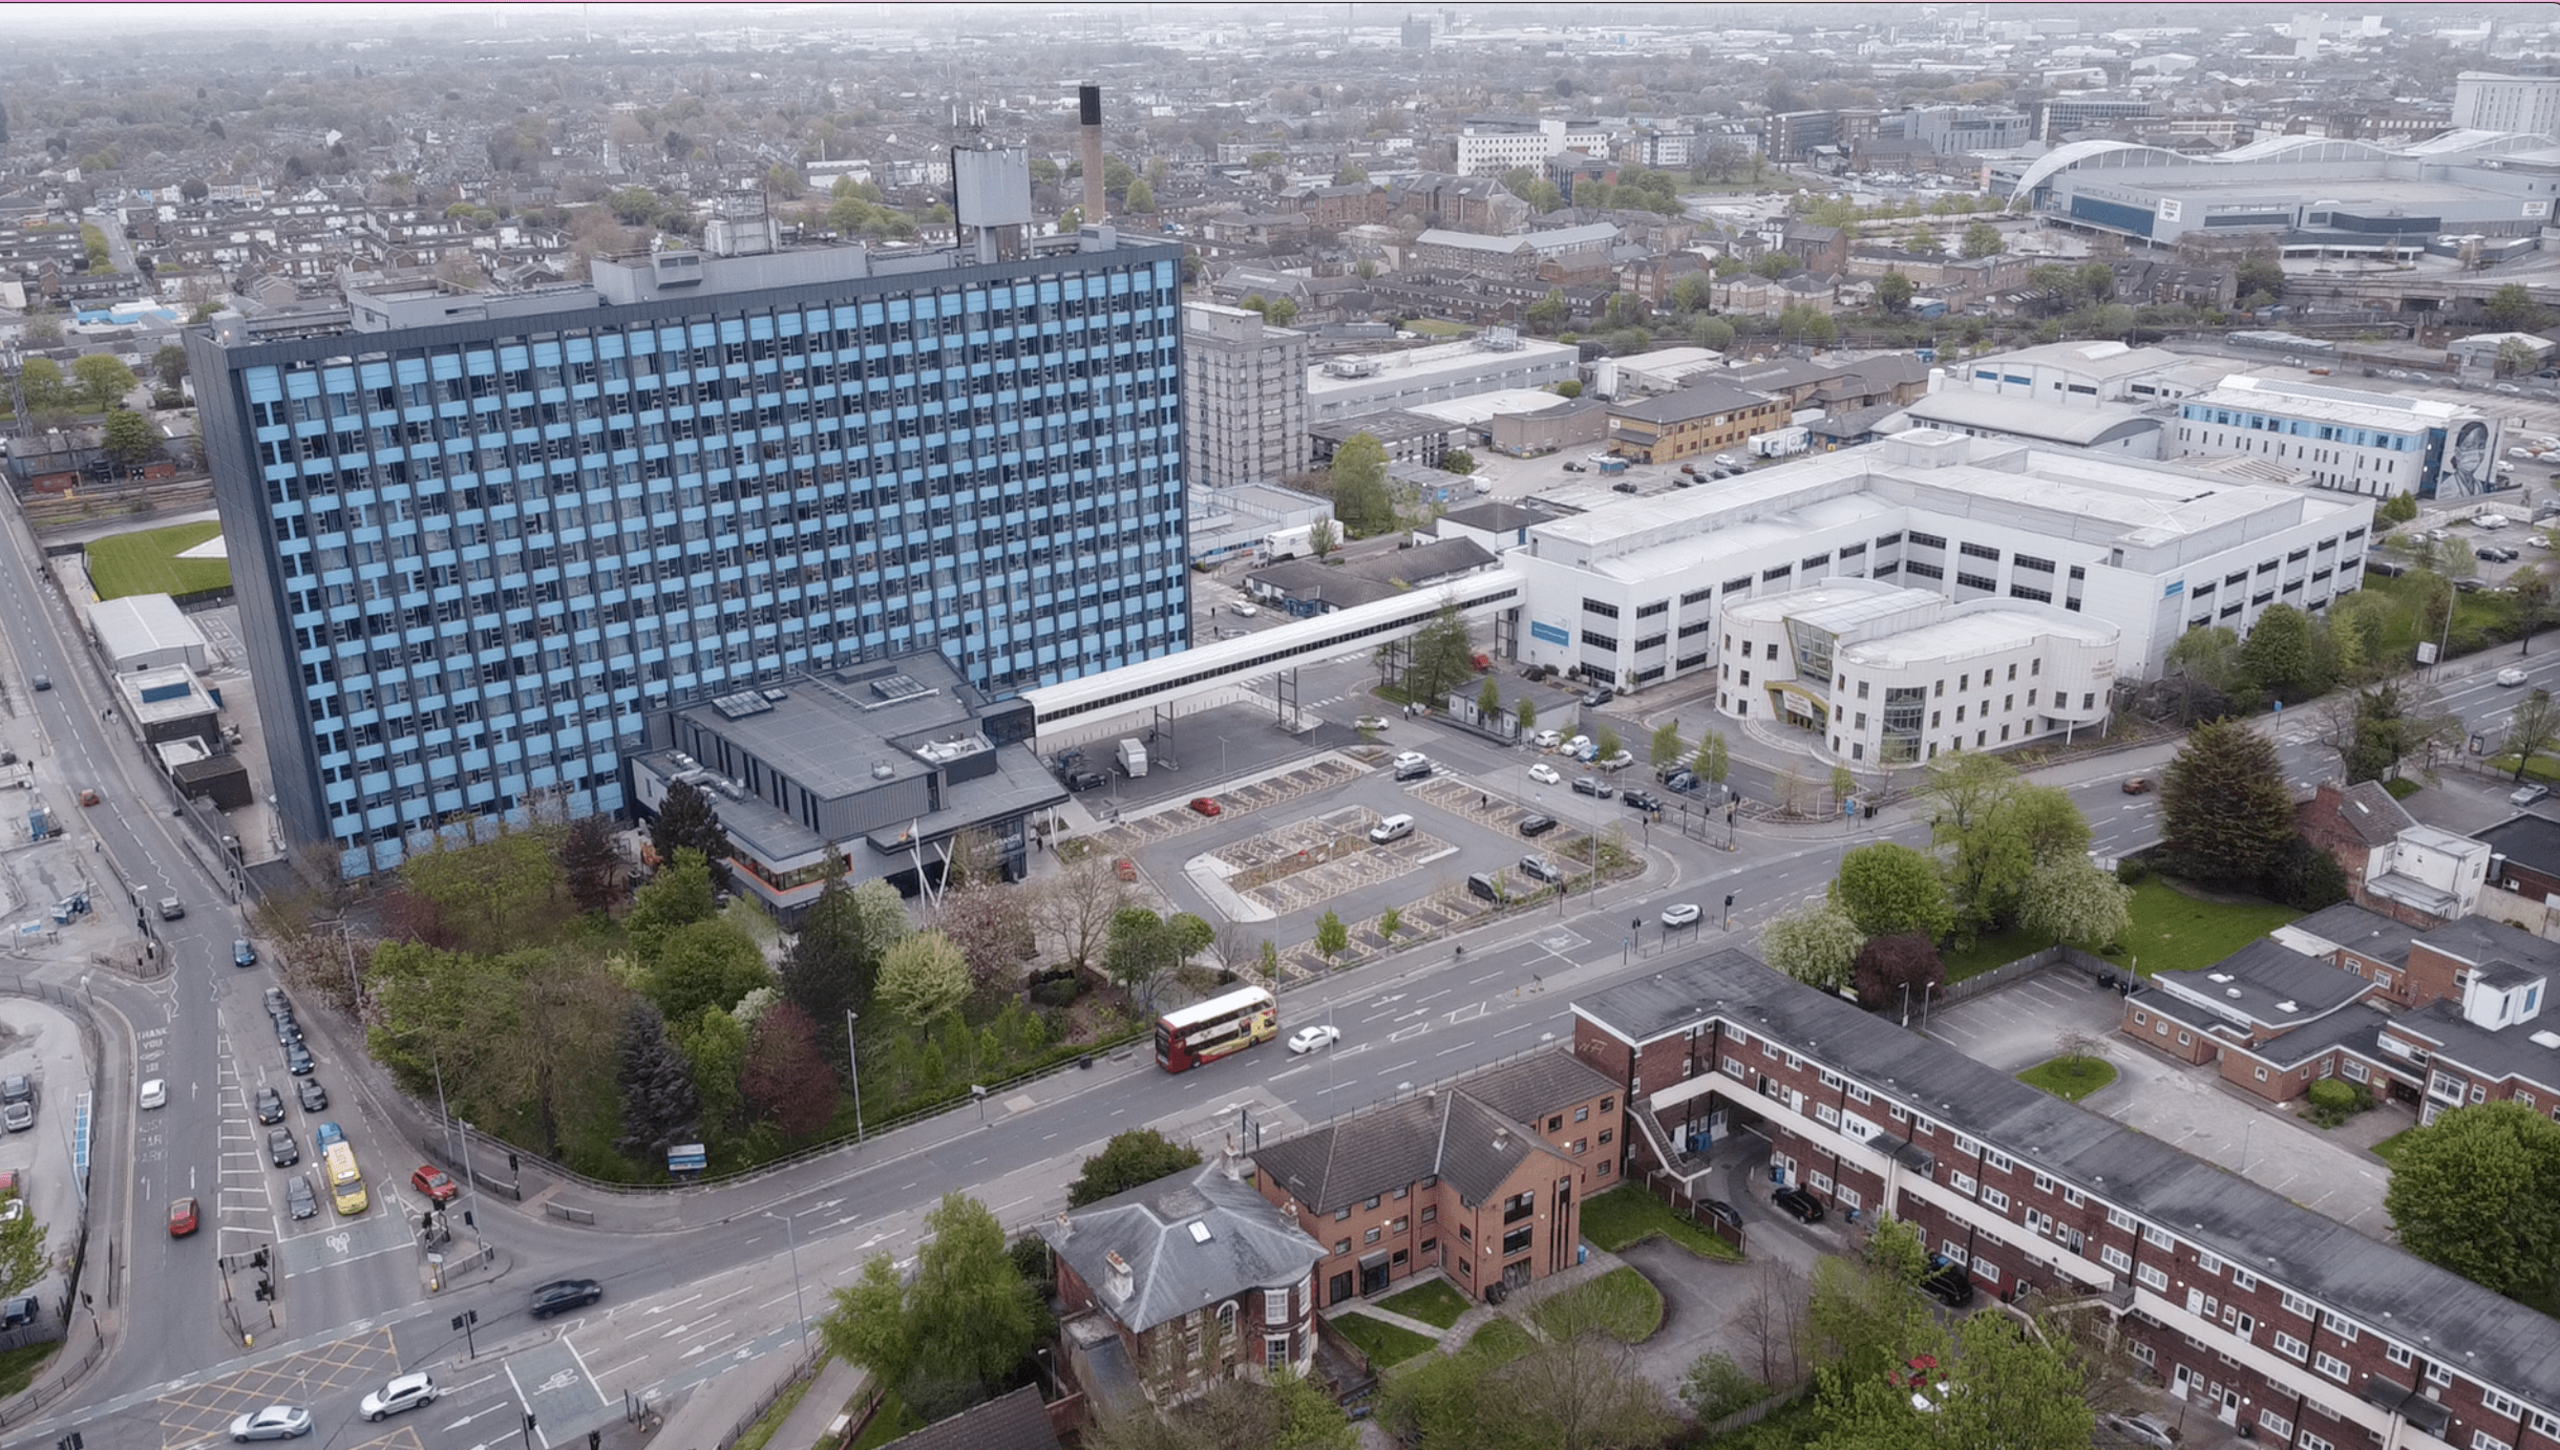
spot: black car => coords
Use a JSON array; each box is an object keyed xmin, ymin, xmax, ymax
[
  {"xmin": 1772, "ymin": 1185, "xmax": 1826, "ymax": 1223},
  {"xmin": 1571, "ymin": 775, "xmax": 1614, "ymax": 799},
  {"xmin": 1611, "ymin": 481, "xmax": 1638, "ymax": 494},
  {"xmin": 1699, "ymin": 1199, "xmax": 1742, "ymax": 1230},
  {"xmin": 1065, "ymin": 770, "xmax": 1108, "ymax": 792},
  {"xmin": 285, "ymin": 1174, "xmax": 318, "ymax": 1221},
  {"xmin": 284, "ymin": 1042, "xmax": 315, "ymax": 1076},
  {"xmin": 254, "ymin": 1087, "xmax": 286, "ymax": 1125},
  {"xmin": 267, "ymin": 1127, "xmax": 300, "ymax": 1168},
  {"xmin": 1562, "ymin": 461, "xmax": 1586, "ymax": 473},
  {"xmin": 1921, "ymin": 1256, "xmax": 1976, "ymax": 1307},
  {"xmin": 1518, "ymin": 814, "xmax": 1559, "ymax": 838},
  {"xmin": 297, "ymin": 1079, "xmax": 329, "ymax": 1113},
  {"xmin": 1582, "ymin": 686, "xmax": 1615, "ymax": 707},
  {"xmin": 529, "ymin": 1278, "xmax": 603, "ymax": 1318},
  {"xmin": 0, "ymin": 1294, "xmax": 37, "ymax": 1329},
  {"xmin": 1621, "ymin": 790, "xmax": 1662, "ymax": 813}
]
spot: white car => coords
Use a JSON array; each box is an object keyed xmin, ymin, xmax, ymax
[
  {"xmin": 2514, "ymin": 783, "xmax": 2552, "ymax": 807},
  {"xmin": 1560, "ymin": 734, "xmax": 1591, "ymax": 758},
  {"xmin": 1660, "ymin": 902, "xmax": 1703, "ymax": 929},
  {"xmin": 1232, "ymin": 602, "xmax": 1259, "ymax": 618},
  {"xmin": 1288, "ymin": 1025, "xmax": 1341, "ymax": 1054},
  {"xmin": 360, "ymin": 1372, "xmax": 438, "ymax": 1421},
  {"xmin": 1354, "ymin": 714, "xmax": 1390, "ymax": 732},
  {"xmin": 1529, "ymin": 728, "xmax": 1564, "ymax": 750},
  {"xmin": 139, "ymin": 1078, "xmax": 166, "ymax": 1110},
  {"xmin": 1529, "ymin": 762, "xmax": 1563, "ymax": 785},
  {"xmin": 1390, "ymin": 751, "xmax": 1429, "ymax": 773},
  {"xmin": 2499, "ymin": 668, "xmax": 2529, "ymax": 687},
  {"xmin": 227, "ymin": 1404, "xmax": 313, "ymax": 1441}
]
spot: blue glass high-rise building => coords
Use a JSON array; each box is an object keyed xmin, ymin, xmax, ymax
[{"xmin": 188, "ymin": 228, "xmax": 1189, "ymax": 875}]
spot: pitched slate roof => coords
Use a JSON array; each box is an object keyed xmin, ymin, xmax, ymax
[
  {"xmin": 1037, "ymin": 1160, "xmax": 1322, "ymax": 1335},
  {"xmin": 1251, "ymin": 1051, "xmax": 1615, "ymax": 1213},
  {"xmin": 877, "ymin": 1385, "xmax": 1060, "ymax": 1450}
]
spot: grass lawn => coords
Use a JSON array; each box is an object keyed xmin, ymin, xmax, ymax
[
  {"xmin": 2369, "ymin": 1127, "xmax": 2420, "ymax": 1167},
  {"xmin": 1332, "ymin": 1311, "xmax": 1440, "ymax": 1369},
  {"xmin": 1461, "ymin": 1317, "xmax": 1538, "ymax": 1366},
  {"xmin": 0, "ymin": 1340, "xmax": 60, "ymax": 1400},
  {"xmin": 2017, "ymin": 1054, "xmax": 2119, "ymax": 1102},
  {"xmin": 1577, "ymin": 1184, "xmax": 1744, "ymax": 1261},
  {"xmin": 847, "ymin": 1388, "xmax": 923, "ymax": 1450},
  {"xmin": 2382, "ymin": 777, "xmax": 2423, "ymax": 800},
  {"xmin": 1940, "ymin": 879, "xmax": 2300, "ymax": 984},
  {"xmin": 85, "ymin": 520, "xmax": 231, "ymax": 599},
  {"xmin": 1404, "ymin": 318, "xmax": 1473, "ymax": 337},
  {"xmin": 1377, "ymin": 1277, "xmax": 1473, "ymax": 1330},
  {"xmin": 1532, "ymin": 1265, "xmax": 1664, "ymax": 1343}
]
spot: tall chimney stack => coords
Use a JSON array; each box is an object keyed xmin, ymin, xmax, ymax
[{"xmin": 1078, "ymin": 83, "xmax": 1107, "ymax": 225}]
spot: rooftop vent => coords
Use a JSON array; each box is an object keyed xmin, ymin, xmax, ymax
[
  {"xmin": 871, "ymin": 762, "xmax": 894, "ymax": 780},
  {"xmin": 1188, "ymin": 1221, "xmax": 1213, "ymax": 1245},
  {"xmin": 870, "ymin": 672, "xmax": 930, "ymax": 702},
  {"xmin": 2227, "ymin": 988, "xmax": 2244, "ymax": 999},
  {"xmin": 2275, "ymin": 1000, "xmax": 2300, "ymax": 1013},
  {"xmin": 2532, "ymin": 1031, "xmax": 2560, "ymax": 1049},
  {"xmin": 711, "ymin": 691, "xmax": 774, "ymax": 720}
]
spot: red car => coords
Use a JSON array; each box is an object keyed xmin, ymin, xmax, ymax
[
  {"xmin": 411, "ymin": 1166, "xmax": 459, "ymax": 1204},
  {"xmin": 1188, "ymin": 797, "xmax": 1221, "ymax": 817},
  {"xmin": 169, "ymin": 1196, "xmax": 199, "ymax": 1237}
]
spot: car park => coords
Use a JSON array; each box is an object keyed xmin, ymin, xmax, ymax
[
  {"xmin": 2501, "ymin": 668, "xmax": 2530, "ymax": 686},
  {"xmin": 529, "ymin": 1278, "xmax": 603, "ymax": 1318},
  {"xmin": 140, "ymin": 1078, "xmax": 166, "ymax": 1110},
  {"xmin": 1519, "ymin": 814, "xmax": 1558, "ymax": 837},
  {"xmin": 267, "ymin": 1127, "xmax": 300, "ymax": 1168},
  {"xmin": 1187, "ymin": 797, "xmax": 1222, "ymax": 817},
  {"xmin": 296, "ymin": 1079, "xmax": 328, "ymax": 1113},
  {"xmin": 226, "ymin": 1405, "xmax": 313, "ymax": 1441},
  {"xmin": 1660, "ymin": 902, "xmax": 1702, "ymax": 929},
  {"xmin": 1571, "ymin": 776, "xmax": 1614, "ymax": 799},
  {"xmin": 1287, "ymin": 1025, "xmax": 1341, "ymax": 1054},
  {"xmin": 169, "ymin": 1196, "xmax": 200, "ymax": 1236},
  {"xmin": 2513, "ymin": 783, "xmax": 2551, "ymax": 807},
  {"xmin": 234, "ymin": 939, "xmax": 257, "ymax": 968},
  {"xmin": 1368, "ymin": 813, "xmax": 1415, "ymax": 844},
  {"xmin": 360, "ymin": 1373, "xmax": 439, "ymax": 1422},
  {"xmin": 285, "ymin": 1174, "xmax": 318, "ymax": 1221},
  {"xmin": 1518, "ymin": 855, "xmax": 1564, "ymax": 884},
  {"xmin": 412, "ymin": 1166, "xmax": 459, "ymax": 1204},
  {"xmin": 1772, "ymin": 1185, "xmax": 1826, "ymax": 1223},
  {"xmin": 254, "ymin": 1087, "xmax": 285, "ymax": 1125}
]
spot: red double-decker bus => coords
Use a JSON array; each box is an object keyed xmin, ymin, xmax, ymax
[{"xmin": 1155, "ymin": 987, "xmax": 1278, "ymax": 1073}]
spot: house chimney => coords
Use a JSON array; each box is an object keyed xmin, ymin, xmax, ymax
[
  {"xmin": 1054, "ymin": 1211, "xmax": 1072, "ymax": 1240},
  {"xmin": 1079, "ymin": 83, "xmax": 1107, "ymax": 224},
  {"xmin": 1104, "ymin": 1249, "xmax": 1135, "ymax": 1304}
]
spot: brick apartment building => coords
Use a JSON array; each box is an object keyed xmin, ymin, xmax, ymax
[
  {"xmin": 1602, "ymin": 379, "xmax": 1790, "ymax": 463},
  {"xmin": 1574, "ymin": 950, "xmax": 2560, "ymax": 1445},
  {"xmin": 1250, "ymin": 1051, "xmax": 1618, "ymax": 1307}
]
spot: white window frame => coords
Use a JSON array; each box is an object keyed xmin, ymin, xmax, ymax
[
  {"xmin": 2314, "ymin": 1352, "xmax": 2351, "ymax": 1383},
  {"xmin": 2136, "ymin": 1263, "xmax": 2169, "ymax": 1291},
  {"xmin": 2274, "ymin": 1331, "xmax": 2310, "ymax": 1359},
  {"xmin": 2102, "ymin": 1245, "xmax": 2133, "ymax": 1273}
]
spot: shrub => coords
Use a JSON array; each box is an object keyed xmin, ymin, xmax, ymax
[
  {"xmin": 2115, "ymin": 856, "xmax": 2152, "ymax": 886},
  {"xmin": 2306, "ymin": 1077, "xmax": 2372, "ymax": 1128}
]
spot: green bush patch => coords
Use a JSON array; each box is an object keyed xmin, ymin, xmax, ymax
[
  {"xmin": 2382, "ymin": 777, "xmax": 2422, "ymax": 800},
  {"xmin": 1939, "ymin": 878, "xmax": 2299, "ymax": 983},
  {"xmin": 1531, "ymin": 1265, "xmax": 1664, "ymax": 1344},
  {"xmin": 1461, "ymin": 1316, "xmax": 1537, "ymax": 1366},
  {"xmin": 1333, "ymin": 1310, "xmax": 1440, "ymax": 1369},
  {"xmin": 847, "ymin": 1387, "xmax": 923, "ymax": 1450},
  {"xmin": 2369, "ymin": 1127, "xmax": 2419, "ymax": 1167},
  {"xmin": 84, "ymin": 520, "xmax": 231, "ymax": 600},
  {"xmin": 2017, "ymin": 1054, "xmax": 2118, "ymax": 1102},
  {"xmin": 1577, "ymin": 1184, "xmax": 1744, "ymax": 1260},
  {"xmin": 1377, "ymin": 1277, "xmax": 1472, "ymax": 1329}
]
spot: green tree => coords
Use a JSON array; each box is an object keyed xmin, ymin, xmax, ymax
[
  {"xmin": 1377, "ymin": 905, "xmax": 1402, "ymax": 944},
  {"xmin": 2159, "ymin": 718, "xmax": 2296, "ymax": 883},
  {"xmin": 1123, "ymin": 178, "xmax": 1155, "ymax": 213},
  {"xmin": 2383, "ymin": 1101, "xmax": 2560, "ymax": 1298},
  {"xmin": 2511, "ymin": 562, "xmax": 2556, "ymax": 654},
  {"xmin": 1593, "ymin": 724, "xmax": 1622, "ymax": 762},
  {"xmin": 782, "ymin": 875, "xmax": 906, "ymax": 1037},
  {"xmin": 650, "ymin": 777, "xmax": 734, "ymax": 873},
  {"xmin": 1477, "ymin": 676, "xmax": 1503, "ymax": 723},
  {"xmin": 822, "ymin": 1192, "xmax": 1043, "ymax": 1421},
  {"xmin": 2164, "ymin": 623, "xmax": 2248, "ymax": 695},
  {"xmin": 1921, "ymin": 755, "xmax": 2089, "ymax": 933},
  {"xmin": 2016, "ymin": 856, "xmax": 2133, "ymax": 948},
  {"xmin": 79, "ymin": 222, "xmax": 110, "ymax": 272},
  {"xmin": 1831, "ymin": 842, "xmax": 1954, "ymax": 941},
  {"xmin": 152, "ymin": 342, "xmax": 188, "ymax": 389},
  {"xmin": 1761, "ymin": 901, "xmax": 1865, "ymax": 991},
  {"xmin": 648, "ymin": 918, "xmax": 774, "ymax": 1021},
  {"xmin": 1327, "ymin": 432, "xmax": 1396, "ymax": 537},
  {"xmin": 14, "ymin": 357, "xmax": 66, "ymax": 412},
  {"xmin": 1553, "ymin": 378, "xmax": 1583, "ymax": 399},
  {"xmin": 614, "ymin": 999, "xmax": 700, "ymax": 1160},
  {"xmin": 1875, "ymin": 268, "xmax": 1915, "ymax": 315},
  {"xmin": 671, "ymin": 1004, "xmax": 748, "ymax": 1146},
  {"xmin": 878, "ymin": 929, "xmax": 971, "ymax": 1025},
  {"xmin": 1852, "ymin": 934, "xmax": 1943, "ymax": 1011},
  {"xmin": 2378, "ymin": 491, "xmax": 2420, "ymax": 525},
  {"xmin": 1690, "ymin": 730, "xmax": 1730, "ymax": 784},
  {"xmin": 2505, "ymin": 688, "xmax": 2560, "ymax": 783},
  {"xmin": 2497, "ymin": 336, "xmax": 2542, "ymax": 378},
  {"xmin": 0, "ymin": 1187, "xmax": 44, "ymax": 1297},
  {"xmin": 100, "ymin": 408, "xmax": 161, "ymax": 463},
  {"xmin": 1335, "ymin": 165, "xmax": 1369, "ymax": 186},
  {"xmin": 1960, "ymin": 221, "xmax": 2004, "ymax": 259},
  {"xmin": 1517, "ymin": 697, "xmax": 1538, "ymax": 734},
  {"xmin": 1524, "ymin": 289, "xmax": 1571, "ymax": 334},
  {"xmin": 626, "ymin": 849, "xmax": 719, "ymax": 967},
  {"xmin": 2483, "ymin": 282, "xmax": 2542, "ymax": 332},
  {"xmin": 2238, "ymin": 602, "xmax": 2324, "ymax": 701},
  {"xmin": 71, "ymin": 352, "xmax": 138, "ymax": 411},
  {"xmin": 1904, "ymin": 223, "xmax": 1940, "ymax": 255},
  {"xmin": 556, "ymin": 814, "xmax": 622, "ymax": 916},
  {"xmin": 1314, "ymin": 909, "xmax": 1348, "ymax": 966},
  {"xmin": 2235, "ymin": 253, "xmax": 2286, "ymax": 308},
  {"xmin": 1404, "ymin": 599, "xmax": 1478, "ymax": 708},
  {"xmin": 1804, "ymin": 1217, "xmax": 1934, "ymax": 1384},
  {"xmin": 395, "ymin": 829, "xmax": 566, "ymax": 957},
  {"xmin": 1438, "ymin": 447, "xmax": 1477, "ymax": 475},
  {"xmin": 1649, "ymin": 720, "xmax": 1686, "ymax": 770},
  {"xmin": 1068, "ymin": 1128, "xmax": 1205, "ymax": 1207}
]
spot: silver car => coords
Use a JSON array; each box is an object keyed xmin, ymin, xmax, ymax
[{"xmin": 227, "ymin": 1404, "xmax": 313, "ymax": 1440}]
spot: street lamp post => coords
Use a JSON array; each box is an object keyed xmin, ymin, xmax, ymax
[
  {"xmin": 846, "ymin": 1010, "xmax": 865, "ymax": 1145},
  {"xmin": 764, "ymin": 1209, "xmax": 810, "ymax": 1348}
]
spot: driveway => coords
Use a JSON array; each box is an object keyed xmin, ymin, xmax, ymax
[{"xmin": 1926, "ymin": 972, "xmax": 2408, "ymax": 1238}]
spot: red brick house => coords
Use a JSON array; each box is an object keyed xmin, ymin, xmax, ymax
[
  {"xmin": 2297, "ymin": 780, "xmax": 2491, "ymax": 929},
  {"xmin": 1039, "ymin": 1157, "xmax": 1324, "ymax": 1422},
  {"xmin": 1250, "ymin": 1051, "xmax": 1618, "ymax": 1308}
]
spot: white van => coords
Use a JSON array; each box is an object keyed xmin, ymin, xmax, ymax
[{"xmin": 1369, "ymin": 813, "xmax": 1416, "ymax": 844}]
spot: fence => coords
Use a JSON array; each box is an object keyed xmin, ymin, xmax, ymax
[
  {"xmin": 1638, "ymin": 1174, "xmax": 1745, "ymax": 1256},
  {"xmin": 0, "ymin": 1318, "xmax": 103, "ymax": 1428},
  {"xmin": 1698, "ymin": 1379, "xmax": 1812, "ymax": 1438},
  {"xmin": 1924, "ymin": 943, "xmax": 2118, "ymax": 1014},
  {"xmin": 711, "ymin": 1343, "xmax": 821, "ymax": 1450}
]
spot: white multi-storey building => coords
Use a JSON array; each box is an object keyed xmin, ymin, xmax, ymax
[
  {"xmin": 1451, "ymin": 117, "xmax": 1613, "ymax": 176},
  {"xmin": 2174, "ymin": 376, "xmax": 2499, "ymax": 500},
  {"xmin": 1182, "ymin": 302, "xmax": 1308, "ymax": 489},
  {"xmin": 2453, "ymin": 71, "xmax": 2560, "ymax": 134},
  {"xmin": 1305, "ymin": 335, "xmax": 1578, "ymax": 430},
  {"xmin": 1505, "ymin": 430, "xmax": 2374, "ymax": 710}
]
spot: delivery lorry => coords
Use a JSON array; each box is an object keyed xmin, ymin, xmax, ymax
[{"xmin": 1116, "ymin": 738, "xmax": 1150, "ymax": 778}]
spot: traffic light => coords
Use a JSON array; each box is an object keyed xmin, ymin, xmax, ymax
[
  {"xmin": 1724, "ymin": 894, "xmax": 1736, "ymax": 908},
  {"xmin": 254, "ymin": 1277, "xmax": 273, "ymax": 1302},
  {"xmin": 251, "ymin": 1247, "xmax": 268, "ymax": 1270}
]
